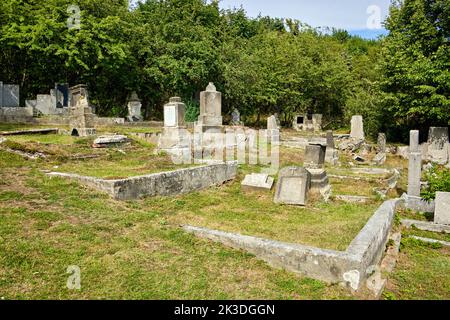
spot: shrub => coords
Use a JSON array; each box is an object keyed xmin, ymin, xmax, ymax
[{"xmin": 421, "ymin": 165, "xmax": 450, "ymax": 201}]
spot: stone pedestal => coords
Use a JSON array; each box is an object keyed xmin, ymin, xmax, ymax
[
  {"xmin": 307, "ymin": 168, "xmax": 331, "ymax": 201},
  {"xmin": 69, "ymin": 95, "xmax": 96, "ymax": 137},
  {"xmin": 159, "ymin": 97, "xmax": 190, "ymax": 156}
]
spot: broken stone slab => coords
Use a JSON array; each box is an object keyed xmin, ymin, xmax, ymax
[
  {"xmin": 372, "ymin": 152, "xmax": 386, "ymax": 165},
  {"xmin": 409, "ymin": 236, "xmax": 450, "ymax": 248},
  {"xmin": 335, "ymin": 195, "xmax": 370, "ymax": 203},
  {"xmin": 401, "ymin": 219, "xmax": 450, "ymax": 234},
  {"xmin": 353, "ymin": 155, "xmax": 367, "ymax": 163},
  {"xmin": 0, "ymin": 128, "xmax": 59, "ymax": 136},
  {"xmin": 241, "ymin": 173, "xmax": 274, "ymax": 191},
  {"xmin": 401, "ymin": 194, "xmax": 435, "ymax": 213},
  {"xmin": 92, "ymin": 135, "xmax": 129, "ymax": 148}
]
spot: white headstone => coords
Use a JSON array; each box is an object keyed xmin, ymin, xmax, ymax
[{"xmin": 350, "ymin": 115, "xmax": 364, "ymax": 140}]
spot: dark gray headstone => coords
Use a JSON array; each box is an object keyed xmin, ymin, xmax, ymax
[
  {"xmin": 304, "ymin": 144, "xmax": 326, "ymax": 169},
  {"xmin": 2, "ymin": 84, "xmax": 19, "ymax": 107},
  {"xmin": 326, "ymin": 130, "xmax": 335, "ymax": 149},
  {"xmin": 0, "ymin": 81, "xmax": 3, "ymax": 107}
]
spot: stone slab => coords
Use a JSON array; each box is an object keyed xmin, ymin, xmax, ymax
[
  {"xmin": 241, "ymin": 173, "xmax": 274, "ymax": 190},
  {"xmin": 434, "ymin": 192, "xmax": 450, "ymax": 225},
  {"xmin": 274, "ymin": 167, "xmax": 311, "ymax": 206}
]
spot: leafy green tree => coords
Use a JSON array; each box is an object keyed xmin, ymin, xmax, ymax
[{"xmin": 381, "ymin": 0, "xmax": 450, "ymax": 139}]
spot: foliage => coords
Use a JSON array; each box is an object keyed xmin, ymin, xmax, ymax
[
  {"xmin": 421, "ymin": 165, "xmax": 450, "ymax": 201},
  {"xmin": 380, "ymin": 0, "xmax": 450, "ymax": 139},
  {"xmin": 184, "ymin": 99, "xmax": 200, "ymax": 123}
]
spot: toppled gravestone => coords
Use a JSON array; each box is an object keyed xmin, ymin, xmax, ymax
[
  {"xmin": 92, "ymin": 135, "xmax": 129, "ymax": 148},
  {"xmin": 241, "ymin": 173, "xmax": 274, "ymax": 191}
]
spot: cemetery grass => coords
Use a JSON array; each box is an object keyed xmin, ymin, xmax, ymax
[
  {"xmin": 0, "ymin": 149, "xmax": 355, "ymax": 300},
  {"xmin": 2, "ymin": 134, "xmax": 194, "ymax": 179},
  {"xmin": 383, "ymin": 237, "xmax": 450, "ymax": 300}
]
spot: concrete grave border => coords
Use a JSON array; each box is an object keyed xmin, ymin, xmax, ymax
[
  {"xmin": 183, "ymin": 198, "xmax": 403, "ymax": 291},
  {"xmin": 47, "ymin": 161, "xmax": 238, "ymax": 200}
]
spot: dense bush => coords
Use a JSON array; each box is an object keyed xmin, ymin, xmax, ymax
[{"xmin": 422, "ymin": 165, "xmax": 450, "ymax": 201}]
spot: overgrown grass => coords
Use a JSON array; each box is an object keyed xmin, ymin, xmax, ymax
[{"xmin": 383, "ymin": 237, "xmax": 450, "ymax": 300}]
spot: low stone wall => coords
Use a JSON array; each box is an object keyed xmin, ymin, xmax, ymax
[
  {"xmin": 183, "ymin": 198, "xmax": 403, "ymax": 291},
  {"xmin": 48, "ymin": 161, "xmax": 238, "ymax": 200},
  {"xmin": 0, "ymin": 107, "xmax": 34, "ymax": 123}
]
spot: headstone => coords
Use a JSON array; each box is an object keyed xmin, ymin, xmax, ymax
[
  {"xmin": 159, "ymin": 97, "xmax": 190, "ymax": 156},
  {"xmin": 350, "ymin": 115, "xmax": 364, "ymax": 140},
  {"xmin": 304, "ymin": 144, "xmax": 326, "ymax": 169},
  {"xmin": 0, "ymin": 81, "xmax": 3, "ymax": 107},
  {"xmin": 127, "ymin": 91, "xmax": 143, "ymax": 122},
  {"xmin": 196, "ymin": 82, "xmax": 223, "ymax": 132},
  {"xmin": 427, "ymin": 127, "xmax": 449, "ymax": 164},
  {"xmin": 408, "ymin": 130, "xmax": 422, "ymax": 197},
  {"xmin": 434, "ymin": 192, "xmax": 450, "ymax": 225},
  {"xmin": 373, "ymin": 152, "xmax": 386, "ymax": 165},
  {"xmin": 241, "ymin": 173, "xmax": 274, "ymax": 190},
  {"xmin": 377, "ymin": 133, "xmax": 386, "ymax": 153},
  {"xmin": 274, "ymin": 167, "xmax": 311, "ymax": 206},
  {"xmin": 325, "ymin": 131, "xmax": 339, "ymax": 165},
  {"xmin": 326, "ymin": 130, "xmax": 335, "ymax": 149},
  {"xmin": 267, "ymin": 115, "xmax": 280, "ymax": 130},
  {"xmin": 230, "ymin": 108, "xmax": 243, "ymax": 126},
  {"xmin": 2, "ymin": 84, "xmax": 20, "ymax": 107}
]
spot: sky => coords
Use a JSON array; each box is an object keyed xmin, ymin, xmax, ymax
[{"xmin": 219, "ymin": 0, "xmax": 391, "ymax": 39}]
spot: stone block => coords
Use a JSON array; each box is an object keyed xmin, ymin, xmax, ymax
[
  {"xmin": 435, "ymin": 192, "xmax": 450, "ymax": 225},
  {"xmin": 350, "ymin": 115, "xmax": 364, "ymax": 140},
  {"xmin": 304, "ymin": 144, "xmax": 325, "ymax": 169},
  {"xmin": 241, "ymin": 173, "xmax": 274, "ymax": 190}
]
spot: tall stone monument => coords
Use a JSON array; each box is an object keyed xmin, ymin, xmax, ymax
[
  {"xmin": 195, "ymin": 82, "xmax": 223, "ymax": 133},
  {"xmin": 350, "ymin": 115, "xmax": 365, "ymax": 141}
]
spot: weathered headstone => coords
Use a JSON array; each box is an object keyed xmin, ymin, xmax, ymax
[
  {"xmin": 325, "ymin": 130, "xmax": 339, "ymax": 165},
  {"xmin": 377, "ymin": 133, "xmax": 386, "ymax": 153},
  {"xmin": 196, "ymin": 82, "xmax": 223, "ymax": 133},
  {"xmin": 230, "ymin": 108, "xmax": 243, "ymax": 126},
  {"xmin": 307, "ymin": 168, "xmax": 332, "ymax": 201},
  {"xmin": 241, "ymin": 173, "xmax": 274, "ymax": 191},
  {"xmin": 127, "ymin": 91, "xmax": 143, "ymax": 122},
  {"xmin": 434, "ymin": 192, "xmax": 450, "ymax": 225},
  {"xmin": 1, "ymin": 84, "xmax": 20, "ymax": 107},
  {"xmin": 0, "ymin": 81, "xmax": 3, "ymax": 107},
  {"xmin": 350, "ymin": 115, "xmax": 364, "ymax": 141},
  {"xmin": 304, "ymin": 144, "xmax": 326, "ymax": 169},
  {"xmin": 407, "ymin": 130, "xmax": 422, "ymax": 197},
  {"xmin": 274, "ymin": 167, "xmax": 311, "ymax": 206},
  {"xmin": 70, "ymin": 84, "xmax": 89, "ymax": 108},
  {"xmin": 427, "ymin": 127, "xmax": 449, "ymax": 164}
]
